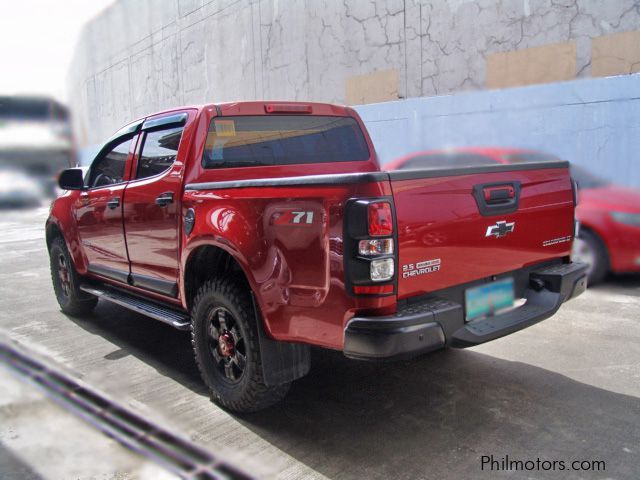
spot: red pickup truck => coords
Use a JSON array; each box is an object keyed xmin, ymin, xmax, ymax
[{"xmin": 47, "ymin": 102, "xmax": 587, "ymax": 412}]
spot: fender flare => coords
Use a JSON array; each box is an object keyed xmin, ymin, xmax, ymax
[
  {"xmin": 181, "ymin": 238, "xmax": 310, "ymax": 386},
  {"xmin": 45, "ymin": 215, "xmax": 89, "ymax": 274}
]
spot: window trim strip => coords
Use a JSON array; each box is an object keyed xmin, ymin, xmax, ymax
[{"xmin": 142, "ymin": 113, "xmax": 188, "ymax": 131}]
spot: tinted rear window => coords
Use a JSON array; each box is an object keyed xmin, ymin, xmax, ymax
[
  {"xmin": 202, "ymin": 116, "xmax": 370, "ymax": 168},
  {"xmin": 397, "ymin": 153, "xmax": 498, "ymax": 170}
]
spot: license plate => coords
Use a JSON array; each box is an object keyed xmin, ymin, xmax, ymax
[{"xmin": 465, "ymin": 278, "xmax": 514, "ymax": 322}]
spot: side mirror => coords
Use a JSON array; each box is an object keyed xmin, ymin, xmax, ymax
[{"xmin": 58, "ymin": 168, "xmax": 85, "ymax": 190}]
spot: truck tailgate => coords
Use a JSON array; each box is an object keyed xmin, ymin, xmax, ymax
[{"xmin": 389, "ymin": 164, "xmax": 575, "ymax": 299}]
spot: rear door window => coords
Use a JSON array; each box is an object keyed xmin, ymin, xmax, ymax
[
  {"xmin": 136, "ymin": 127, "xmax": 183, "ymax": 179},
  {"xmin": 202, "ymin": 116, "xmax": 370, "ymax": 168}
]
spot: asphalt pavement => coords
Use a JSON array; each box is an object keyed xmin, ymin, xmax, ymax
[{"xmin": 1, "ymin": 206, "xmax": 639, "ymax": 479}]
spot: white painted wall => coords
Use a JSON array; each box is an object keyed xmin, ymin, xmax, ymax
[
  {"xmin": 68, "ymin": 0, "xmax": 640, "ymax": 145},
  {"xmin": 356, "ymin": 74, "xmax": 640, "ymax": 188}
]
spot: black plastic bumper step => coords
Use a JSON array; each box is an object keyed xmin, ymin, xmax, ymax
[{"xmin": 80, "ymin": 285, "xmax": 190, "ymax": 330}]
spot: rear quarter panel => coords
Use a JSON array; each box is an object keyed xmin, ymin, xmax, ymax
[{"xmin": 181, "ymin": 180, "xmax": 396, "ymax": 350}]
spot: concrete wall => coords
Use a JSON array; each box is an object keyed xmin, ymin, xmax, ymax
[
  {"xmin": 68, "ymin": 0, "xmax": 640, "ymax": 146},
  {"xmin": 355, "ymin": 74, "xmax": 640, "ymax": 188}
]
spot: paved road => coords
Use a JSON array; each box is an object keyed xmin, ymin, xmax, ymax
[
  {"xmin": 0, "ymin": 365, "xmax": 178, "ymax": 480},
  {"xmin": 1, "ymin": 206, "xmax": 639, "ymax": 479}
]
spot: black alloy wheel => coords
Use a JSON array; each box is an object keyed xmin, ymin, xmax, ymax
[{"xmin": 206, "ymin": 306, "xmax": 247, "ymax": 383}]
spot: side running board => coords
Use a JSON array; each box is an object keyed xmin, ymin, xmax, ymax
[{"xmin": 80, "ymin": 285, "xmax": 190, "ymax": 330}]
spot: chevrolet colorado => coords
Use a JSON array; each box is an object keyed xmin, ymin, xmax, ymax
[{"xmin": 47, "ymin": 102, "xmax": 587, "ymax": 412}]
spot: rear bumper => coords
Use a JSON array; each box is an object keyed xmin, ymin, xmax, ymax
[{"xmin": 344, "ymin": 261, "xmax": 588, "ymax": 360}]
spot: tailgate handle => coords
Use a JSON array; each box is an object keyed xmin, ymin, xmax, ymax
[
  {"xmin": 483, "ymin": 186, "xmax": 515, "ymax": 203},
  {"xmin": 473, "ymin": 181, "xmax": 521, "ymax": 216}
]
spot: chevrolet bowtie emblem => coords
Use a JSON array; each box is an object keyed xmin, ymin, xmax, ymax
[{"xmin": 485, "ymin": 220, "xmax": 515, "ymax": 238}]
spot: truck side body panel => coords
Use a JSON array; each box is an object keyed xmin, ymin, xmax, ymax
[{"xmin": 181, "ymin": 179, "xmax": 396, "ymax": 350}]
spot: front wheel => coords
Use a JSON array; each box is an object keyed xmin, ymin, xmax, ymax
[
  {"xmin": 191, "ymin": 278, "xmax": 290, "ymax": 412},
  {"xmin": 49, "ymin": 237, "xmax": 98, "ymax": 315}
]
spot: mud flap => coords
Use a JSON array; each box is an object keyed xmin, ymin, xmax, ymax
[{"xmin": 251, "ymin": 294, "xmax": 311, "ymax": 386}]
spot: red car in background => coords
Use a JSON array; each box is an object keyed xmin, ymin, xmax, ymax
[{"xmin": 386, "ymin": 147, "xmax": 640, "ymax": 285}]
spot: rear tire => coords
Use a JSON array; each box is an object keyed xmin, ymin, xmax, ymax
[
  {"xmin": 572, "ymin": 229, "xmax": 608, "ymax": 285},
  {"xmin": 191, "ymin": 277, "xmax": 290, "ymax": 412},
  {"xmin": 49, "ymin": 236, "xmax": 98, "ymax": 316}
]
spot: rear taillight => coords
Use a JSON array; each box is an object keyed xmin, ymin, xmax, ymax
[
  {"xmin": 370, "ymin": 258, "xmax": 394, "ymax": 282},
  {"xmin": 345, "ymin": 198, "xmax": 396, "ymax": 295},
  {"xmin": 358, "ymin": 238, "xmax": 393, "ymax": 256},
  {"xmin": 353, "ymin": 285, "xmax": 394, "ymax": 295},
  {"xmin": 368, "ymin": 202, "xmax": 393, "ymax": 236}
]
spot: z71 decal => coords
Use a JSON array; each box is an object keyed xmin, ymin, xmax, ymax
[
  {"xmin": 402, "ymin": 258, "xmax": 441, "ymax": 278},
  {"xmin": 274, "ymin": 210, "xmax": 315, "ymax": 226}
]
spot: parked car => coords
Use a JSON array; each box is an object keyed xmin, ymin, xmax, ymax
[
  {"xmin": 570, "ymin": 165, "xmax": 640, "ymax": 284},
  {"xmin": 387, "ymin": 147, "xmax": 640, "ymax": 284},
  {"xmin": 47, "ymin": 105, "xmax": 586, "ymax": 412}
]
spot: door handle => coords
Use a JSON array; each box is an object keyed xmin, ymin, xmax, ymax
[
  {"xmin": 106, "ymin": 197, "xmax": 120, "ymax": 209},
  {"xmin": 155, "ymin": 192, "xmax": 174, "ymax": 207}
]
